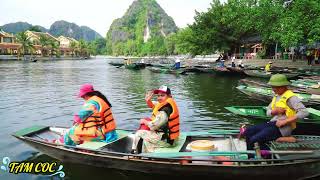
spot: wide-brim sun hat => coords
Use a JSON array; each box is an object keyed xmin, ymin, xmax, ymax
[
  {"xmin": 268, "ymin": 74, "xmax": 291, "ymax": 86},
  {"xmin": 78, "ymin": 83, "xmax": 94, "ymax": 98}
]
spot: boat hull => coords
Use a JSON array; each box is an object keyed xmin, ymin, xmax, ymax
[
  {"xmin": 16, "ymin": 136, "xmax": 320, "ymax": 180},
  {"xmin": 244, "ymin": 70, "xmax": 299, "ymax": 79}
]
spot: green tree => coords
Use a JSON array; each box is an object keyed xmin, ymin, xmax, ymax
[
  {"xmin": 48, "ymin": 39, "xmax": 60, "ymax": 57},
  {"xmin": 70, "ymin": 41, "xmax": 78, "ymax": 57},
  {"xmin": 29, "ymin": 26, "xmax": 42, "ymax": 32},
  {"xmin": 173, "ymin": 27, "xmax": 198, "ymax": 55},
  {"xmin": 165, "ymin": 33, "xmax": 176, "ymax": 55},
  {"xmin": 88, "ymin": 41, "xmax": 98, "ymax": 56},
  {"xmin": 78, "ymin": 39, "xmax": 88, "ymax": 57},
  {"xmin": 16, "ymin": 32, "xmax": 33, "ymax": 57},
  {"xmin": 94, "ymin": 38, "xmax": 107, "ymax": 54},
  {"xmin": 279, "ymin": 0, "xmax": 320, "ymax": 47},
  {"xmin": 39, "ymin": 34, "xmax": 50, "ymax": 56}
]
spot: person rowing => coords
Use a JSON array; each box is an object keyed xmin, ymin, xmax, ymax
[{"xmin": 240, "ymin": 74, "xmax": 309, "ymax": 158}]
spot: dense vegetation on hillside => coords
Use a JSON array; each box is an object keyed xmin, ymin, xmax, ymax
[{"xmin": 106, "ymin": 0, "xmax": 178, "ymax": 56}]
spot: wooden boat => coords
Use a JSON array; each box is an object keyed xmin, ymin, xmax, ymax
[
  {"xmin": 109, "ymin": 62, "xmax": 124, "ymax": 67},
  {"xmin": 226, "ymin": 67, "xmax": 245, "ymax": 75},
  {"xmin": 298, "ymin": 69, "xmax": 320, "ymax": 76},
  {"xmin": 290, "ymin": 79, "xmax": 319, "ymax": 89},
  {"xmin": 306, "ymin": 88, "xmax": 320, "ymax": 95},
  {"xmin": 125, "ymin": 63, "xmax": 146, "ymax": 70},
  {"xmin": 212, "ymin": 67, "xmax": 231, "ymax": 74},
  {"xmin": 194, "ymin": 67, "xmax": 215, "ymax": 74},
  {"xmin": 239, "ymin": 79, "xmax": 315, "ymax": 94},
  {"xmin": 149, "ymin": 63, "xmax": 172, "ymax": 68},
  {"xmin": 240, "ymin": 79, "xmax": 269, "ymax": 88},
  {"xmin": 236, "ymin": 85, "xmax": 320, "ymax": 106},
  {"xmin": 225, "ymin": 106, "xmax": 320, "ymax": 124},
  {"xmin": 244, "ymin": 70, "xmax": 299, "ymax": 79},
  {"xmin": 13, "ymin": 126, "xmax": 320, "ymax": 179},
  {"xmin": 148, "ymin": 67, "xmax": 185, "ymax": 75}
]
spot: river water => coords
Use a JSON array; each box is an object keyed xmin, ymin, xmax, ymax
[{"xmin": 0, "ymin": 57, "xmax": 315, "ymax": 179}]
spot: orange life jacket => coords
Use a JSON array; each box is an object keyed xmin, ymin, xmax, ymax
[
  {"xmin": 151, "ymin": 98, "xmax": 180, "ymax": 143},
  {"xmin": 81, "ymin": 96, "xmax": 116, "ymax": 134}
]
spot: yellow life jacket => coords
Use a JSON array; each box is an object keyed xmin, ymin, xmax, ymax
[
  {"xmin": 271, "ymin": 90, "xmax": 297, "ymax": 129},
  {"xmin": 265, "ymin": 64, "xmax": 271, "ymax": 72},
  {"xmin": 151, "ymin": 98, "xmax": 180, "ymax": 143},
  {"xmin": 77, "ymin": 96, "xmax": 116, "ymax": 136}
]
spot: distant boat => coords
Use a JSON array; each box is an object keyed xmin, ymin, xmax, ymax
[
  {"xmin": 125, "ymin": 63, "xmax": 146, "ymax": 70},
  {"xmin": 244, "ymin": 70, "xmax": 299, "ymax": 79},
  {"xmin": 236, "ymin": 85, "xmax": 320, "ymax": 106},
  {"xmin": 109, "ymin": 62, "xmax": 124, "ymax": 67},
  {"xmin": 226, "ymin": 67, "xmax": 245, "ymax": 75},
  {"xmin": 148, "ymin": 67, "xmax": 185, "ymax": 75}
]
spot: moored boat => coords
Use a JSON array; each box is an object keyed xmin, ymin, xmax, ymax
[
  {"xmin": 125, "ymin": 63, "xmax": 146, "ymax": 70},
  {"xmin": 244, "ymin": 70, "xmax": 299, "ymax": 79},
  {"xmin": 226, "ymin": 67, "xmax": 245, "ymax": 75},
  {"xmin": 236, "ymin": 85, "xmax": 320, "ymax": 106},
  {"xmin": 13, "ymin": 126, "xmax": 320, "ymax": 179},
  {"xmin": 109, "ymin": 62, "xmax": 124, "ymax": 67},
  {"xmin": 148, "ymin": 67, "xmax": 185, "ymax": 75},
  {"xmin": 225, "ymin": 106, "xmax": 320, "ymax": 124},
  {"xmin": 212, "ymin": 66, "xmax": 231, "ymax": 75}
]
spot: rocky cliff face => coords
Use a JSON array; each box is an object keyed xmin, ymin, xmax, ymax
[
  {"xmin": 0, "ymin": 22, "xmax": 47, "ymax": 34},
  {"xmin": 49, "ymin": 20, "xmax": 102, "ymax": 41},
  {"xmin": 106, "ymin": 0, "xmax": 178, "ymax": 55}
]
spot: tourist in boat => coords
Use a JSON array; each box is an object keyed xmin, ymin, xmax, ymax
[
  {"xmin": 231, "ymin": 55, "xmax": 236, "ymax": 67},
  {"xmin": 264, "ymin": 61, "xmax": 272, "ymax": 72},
  {"xmin": 241, "ymin": 74, "xmax": 309, "ymax": 155},
  {"xmin": 174, "ymin": 58, "xmax": 181, "ymax": 69},
  {"xmin": 63, "ymin": 84, "xmax": 118, "ymax": 145},
  {"xmin": 238, "ymin": 60, "xmax": 244, "ymax": 68},
  {"xmin": 124, "ymin": 58, "xmax": 132, "ymax": 65},
  {"xmin": 131, "ymin": 85, "xmax": 180, "ymax": 153}
]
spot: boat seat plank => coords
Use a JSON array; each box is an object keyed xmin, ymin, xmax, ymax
[
  {"xmin": 14, "ymin": 125, "xmax": 48, "ymax": 137},
  {"xmin": 153, "ymin": 134, "xmax": 187, "ymax": 153},
  {"xmin": 77, "ymin": 130, "xmax": 131, "ymax": 150}
]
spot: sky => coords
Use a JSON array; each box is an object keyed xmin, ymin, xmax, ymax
[{"xmin": 0, "ymin": 0, "xmax": 214, "ymax": 37}]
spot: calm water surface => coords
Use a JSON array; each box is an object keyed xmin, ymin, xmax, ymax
[{"xmin": 0, "ymin": 57, "xmax": 295, "ymax": 179}]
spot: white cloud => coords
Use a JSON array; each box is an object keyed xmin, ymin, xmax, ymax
[{"xmin": 0, "ymin": 0, "xmax": 213, "ymax": 36}]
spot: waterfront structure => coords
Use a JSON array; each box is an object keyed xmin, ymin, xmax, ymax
[
  {"xmin": 0, "ymin": 30, "xmax": 20, "ymax": 55},
  {"xmin": 25, "ymin": 30, "xmax": 60, "ymax": 56},
  {"xmin": 58, "ymin": 36, "xmax": 78, "ymax": 56}
]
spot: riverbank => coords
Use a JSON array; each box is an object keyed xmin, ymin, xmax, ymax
[
  {"xmin": 0, "ymin": 55, "xmax": 92, "ymax": 61},
  {"xmin": 105, "ymin": 55, "xmax": 320, "ymax": 70}
]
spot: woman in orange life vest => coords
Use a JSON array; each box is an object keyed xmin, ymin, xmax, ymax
[
  {"xmin": 63, "ymin": 84, "xmax": 118, "ymax": 146},
  {"xmin": 131, "ymin": 85, "xmax": 180, "ymax": 153}
]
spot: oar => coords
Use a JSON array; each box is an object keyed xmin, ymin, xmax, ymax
[{"xmin": 141, "ymin": 150, "xmax": 314, "ymax": 158}]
